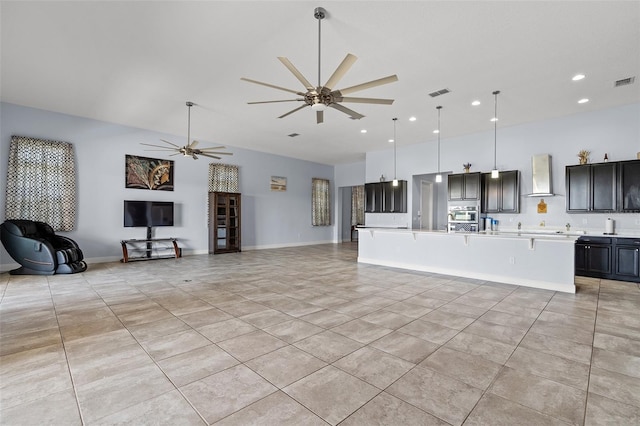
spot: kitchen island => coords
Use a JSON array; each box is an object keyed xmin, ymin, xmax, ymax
[{"xmin": 357, "ymin": 228, "xmax": 579, "ymax": 293}]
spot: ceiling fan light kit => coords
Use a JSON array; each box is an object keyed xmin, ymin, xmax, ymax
[
  {"xmin": 242, "ymin": 7, "xmax": 398, "ymax": 123},
  {"xmin": 140, "ymin": 102, "xmax": 233, "ymax": 160}
]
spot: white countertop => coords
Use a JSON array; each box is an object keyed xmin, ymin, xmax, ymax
[{"xmin": 357, "ymin": 226, "xmax": 640, "ymax": 239}]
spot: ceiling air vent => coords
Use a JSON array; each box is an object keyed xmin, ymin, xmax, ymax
[
  {"xmin": 428, "ymin": 88, "xmax": 451, "ymax": 98},
  {"xmin": 614, "ymin": 77, "xmax": 635, "ymax": 87},
  {"xmin": 288, "ymin": 133, "xmax": 300, "ymax": 137}
]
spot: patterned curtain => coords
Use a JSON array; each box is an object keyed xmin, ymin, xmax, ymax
[
  {"xmin": 351, "ymin": 185, "xmax": 365, "ymax": 226},
  {"xmin": 5, "ymin": 135, "xmax": 77, "ymax": 231},
  {"xmin": 312, "ymin": 178, "xmax": 331, "ymax": 226},
  {"xmin": 208, "ymin": 163, "xmax": 239, "ymax": 193}
]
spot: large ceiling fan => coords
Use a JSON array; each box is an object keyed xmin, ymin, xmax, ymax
[
  {"xmin": 241, "ymin": 7, "xmax": 398, "ymax": 124},
  {"xmin": 141, "ymin": 102, "xmax": 233, "ymax": 160}
]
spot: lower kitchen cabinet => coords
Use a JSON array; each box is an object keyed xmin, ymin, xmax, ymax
[
  {"xmin": 575, "ymin": 237, "xmax": 612, "ymax": 278},
  {"xmin": 576, "ymin": 237, "xmax": 640, "ymax": 282},
  {"xmin": 615, "ymin": 239, "xmax": 640, "ymax": 281}
]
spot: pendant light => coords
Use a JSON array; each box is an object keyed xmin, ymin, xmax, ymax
[
  {"xmin": 435, "ymin": 106, "xmax": 443, "ymax": 183},
  {"xmin": 392, "ymin": 117, "xmax": 399, "ymax": 186},
  {"xmin": 491, "ymin": 90, "xmax": 500, "ymax": 179}
]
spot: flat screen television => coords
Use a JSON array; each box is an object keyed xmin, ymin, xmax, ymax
[{"xmin": 124, "ymin": 200, "xmax": 174, "ymax": 227}]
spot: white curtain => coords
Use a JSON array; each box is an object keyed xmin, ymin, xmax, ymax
[{"xmin": 5, "ymin": 135, "xmax": 77, "ymax": 231}]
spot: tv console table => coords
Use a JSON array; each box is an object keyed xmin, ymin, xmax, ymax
[{"xmin": 120, "ymin": 238, "xmax": 180, "ymax": 263}]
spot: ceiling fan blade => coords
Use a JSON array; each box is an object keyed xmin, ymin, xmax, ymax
[
  {"xmin": 140, "ymin": 143, "xmax": 177, "ymax": 150},
  {"xmin": 336, "ymin": 96, "xmax": 395, "ymax": 105},
  {"xmin": 278, "ymin": 57, "xmax": 315, "ymax": 91},
  {"xmin": 196, "ymin": 151, "xmax": 233, "ymax": 156},
  {"xmin": 324, "ymin": 53, "xmax": 358, "ymax": 90},
  {"xmin": 336, "ymin": 75, "xmax": 399, "ymax": 96},
  {"xmin": 169, "ymin": 152, "xmax": 182, "ymax": 156},
  {"xmin": 329, "ymin": 103, "xmax": 365, "ymax": 120},
  {"xmin": 317, "ymin": 110, "xmax": 324, "ymax": 124},
  {"xmin": 278, "ymin": 104, "xmax": 308, "ymax": 119},
  {"xmin": 248, "ymin": 99, "xmax": 304, "ymax": 105},
  {"xmin": 188, "ymin": 140, "xmax": 199, "ymax": 149},
  {"xmin": 199, "ymin": 153, "xmax": 222, "ymax": 160},
  {"xmin": 198, "ymin": 145, "xmax": 226, "ymax": 151},
  {"xmin": 241, "ymin": 77, "xmax": 304, "ymax": 96},
  {"xmin": 159, "ymin": 139, "xmax": 183, "ymax": 148}
]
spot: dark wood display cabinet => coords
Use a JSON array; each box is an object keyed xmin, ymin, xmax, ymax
[
  {"xmin": 209, "ymin": 192, "xmax": 241, "ymax": 254},
  {"xmin": 481, "ymin": 170, "xmax": 520, "ymax": 213},
  {"xmin": 364, "ymin": 180, "xmax": 407, "ymax": 213},
  {"xmin": 448, "ymin": 172, "xmax": 481, "ymax": 201},
  {"xmin": 576, "ymin": 236, "xmax": 640, "ymax": 283}
]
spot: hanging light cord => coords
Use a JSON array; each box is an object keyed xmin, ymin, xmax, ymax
[
  {"xmin": 436, "ymin": 106, "xmax": 442, "ymax": 173},
  {"xmin": 493, "ymin": 91, "xmax": 500, "ymax": 169},
  {"xmin": 393, "ymin": 118, "xmax": 398, "ymax": 180}
]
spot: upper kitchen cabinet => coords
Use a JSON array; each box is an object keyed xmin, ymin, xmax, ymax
[
  {"xmin": 448, "ymin": 172, "xmax": 481, "ymax": 201},
  {"xmin": 481, "ymin": 170, "xmax": 520, "ymax": 213},
  {"xmin": 620, "ymin": 160, "xmax": 640, "ymax": 212},
  {"xmin": 365, "ymin": 181, "xmax": 407, "ymax": 213},
  {"xmin": 566, "ymin": 162, "xmax": 617, "ymax": 212}
]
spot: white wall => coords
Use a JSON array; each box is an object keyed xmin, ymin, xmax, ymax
[
  {"xmin": 365, "ymin": 103, "xmax": 640, "ymax": 234},
  {"xmin": 1, "ymin": 103, "xmax": 334, "ymax": 269}
]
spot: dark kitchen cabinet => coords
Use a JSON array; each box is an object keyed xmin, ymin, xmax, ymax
[
  {"xmin": 481, "ymin": 170, "xmax": 520, "ymax": 213},
  {"xmin": 448, "ymin": 172, "xmax": 480, "ymax": 201},
  {"xmin": 614, "ymin": 239, "xmax": 640, "ymax": 281},
  {"xmin": 566, "ymin": 162, "xmax": 617, "ymax": 212},
  {"xmin": 364, "ymin": 181, "xmax": 407, "ymax": 213},
  {"xmin": 575, "ymin": 237, "xmax": 612, "ymax": 278},
  {"xmin": 619, "ymin": 160, "xmax": 640, "ymax": 212}
]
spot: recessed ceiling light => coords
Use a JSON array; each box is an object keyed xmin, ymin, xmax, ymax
[
  {"xmin": 388, "ymin": 138, "xmax": 394, "ymax": 143},
  {"xmin": 490, "ymin": 117, "xmax": 498, "ymax": 122},
  {"xmin": 433, "ymin": 129, "xmax": 439, "ymax": 134},
  {"xmin": 572, "ymin": 74, "xmax": 586, "ymax": 81},
  {"xmin": 578, "ymin": 98, "xmax": 589, "ymax": 104},
  {"xmin": 360, "ymin": 129, "xmax": 367, "ymax": 133},
  {"xmin": 409, "ymin": 116, "xmax": 417, "ymax": 122},
  {"xmin": 471, "ymin": 100, "xmax": 481, "ymax": 106}
]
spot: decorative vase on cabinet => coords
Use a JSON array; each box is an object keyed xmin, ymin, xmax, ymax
[{"xmin": 209, "ymin": 192, "xmax": 241, "ymax": 254}]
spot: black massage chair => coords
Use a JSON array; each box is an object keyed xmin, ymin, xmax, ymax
[{"xmin": 1, "ymin": 219, "xmax": 87, "ymax": 275}]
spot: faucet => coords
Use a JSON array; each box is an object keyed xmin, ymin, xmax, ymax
[
  {"xmin": 539, "ymin": 220, "xmax": 545, "ymax": 227},
  {"xmin": 517, "ymin": 222, "xmax": 522, "ymax": 230},
  {"xmin": 566, "ymin": 223, "xmax": 571, "ymax": 232}
]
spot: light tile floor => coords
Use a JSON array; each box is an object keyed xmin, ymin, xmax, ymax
[{"xmin": 1, "ymin": 243, "xmax": 640, "ymax": 425}]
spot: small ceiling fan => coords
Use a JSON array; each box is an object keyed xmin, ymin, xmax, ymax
[
  {"xmin": 241, "ymin": 7, "xmax": 398, "ymax": 124},
  {"xmin": 141, "ymin": 102, "xmax": 233, "ymax": 160}
]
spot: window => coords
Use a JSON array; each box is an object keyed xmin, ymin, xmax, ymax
[
  {"xmin": 312, "ymin": 178, "xmax": 331, "ymax": 226},
  {"xmin": 4, "ymin": 135, "xmax": 77, "ymax": 231},
  {"xmin": 351, "ymin": 185, "xmax": 365, "ymax": 225}
]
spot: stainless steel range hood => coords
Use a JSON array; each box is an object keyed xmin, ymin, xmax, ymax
[{"xmin": 527, "ymin": 154, "xmax": 556, "ymax": 197}]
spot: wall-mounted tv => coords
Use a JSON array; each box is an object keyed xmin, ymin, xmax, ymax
[{"xmin": 124, "ymin": 200, "xmax": 174, "ymax": 227}]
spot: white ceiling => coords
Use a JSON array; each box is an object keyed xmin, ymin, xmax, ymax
[{"xmin": 2, "ymin": 1, "xmax": 639, "ymax": 165}]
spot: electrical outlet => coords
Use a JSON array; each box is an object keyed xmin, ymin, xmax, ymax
[
  {"xmin": 509, "ymin": 217, "xmax": 514, "ymax": 222},
  {"xmin": 582, "ymin": 219, "xmax": 588, "ymax": 225},
  {"xmin": 509, "ymin": 257, "xmax": 515, "ymax": 265}
]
